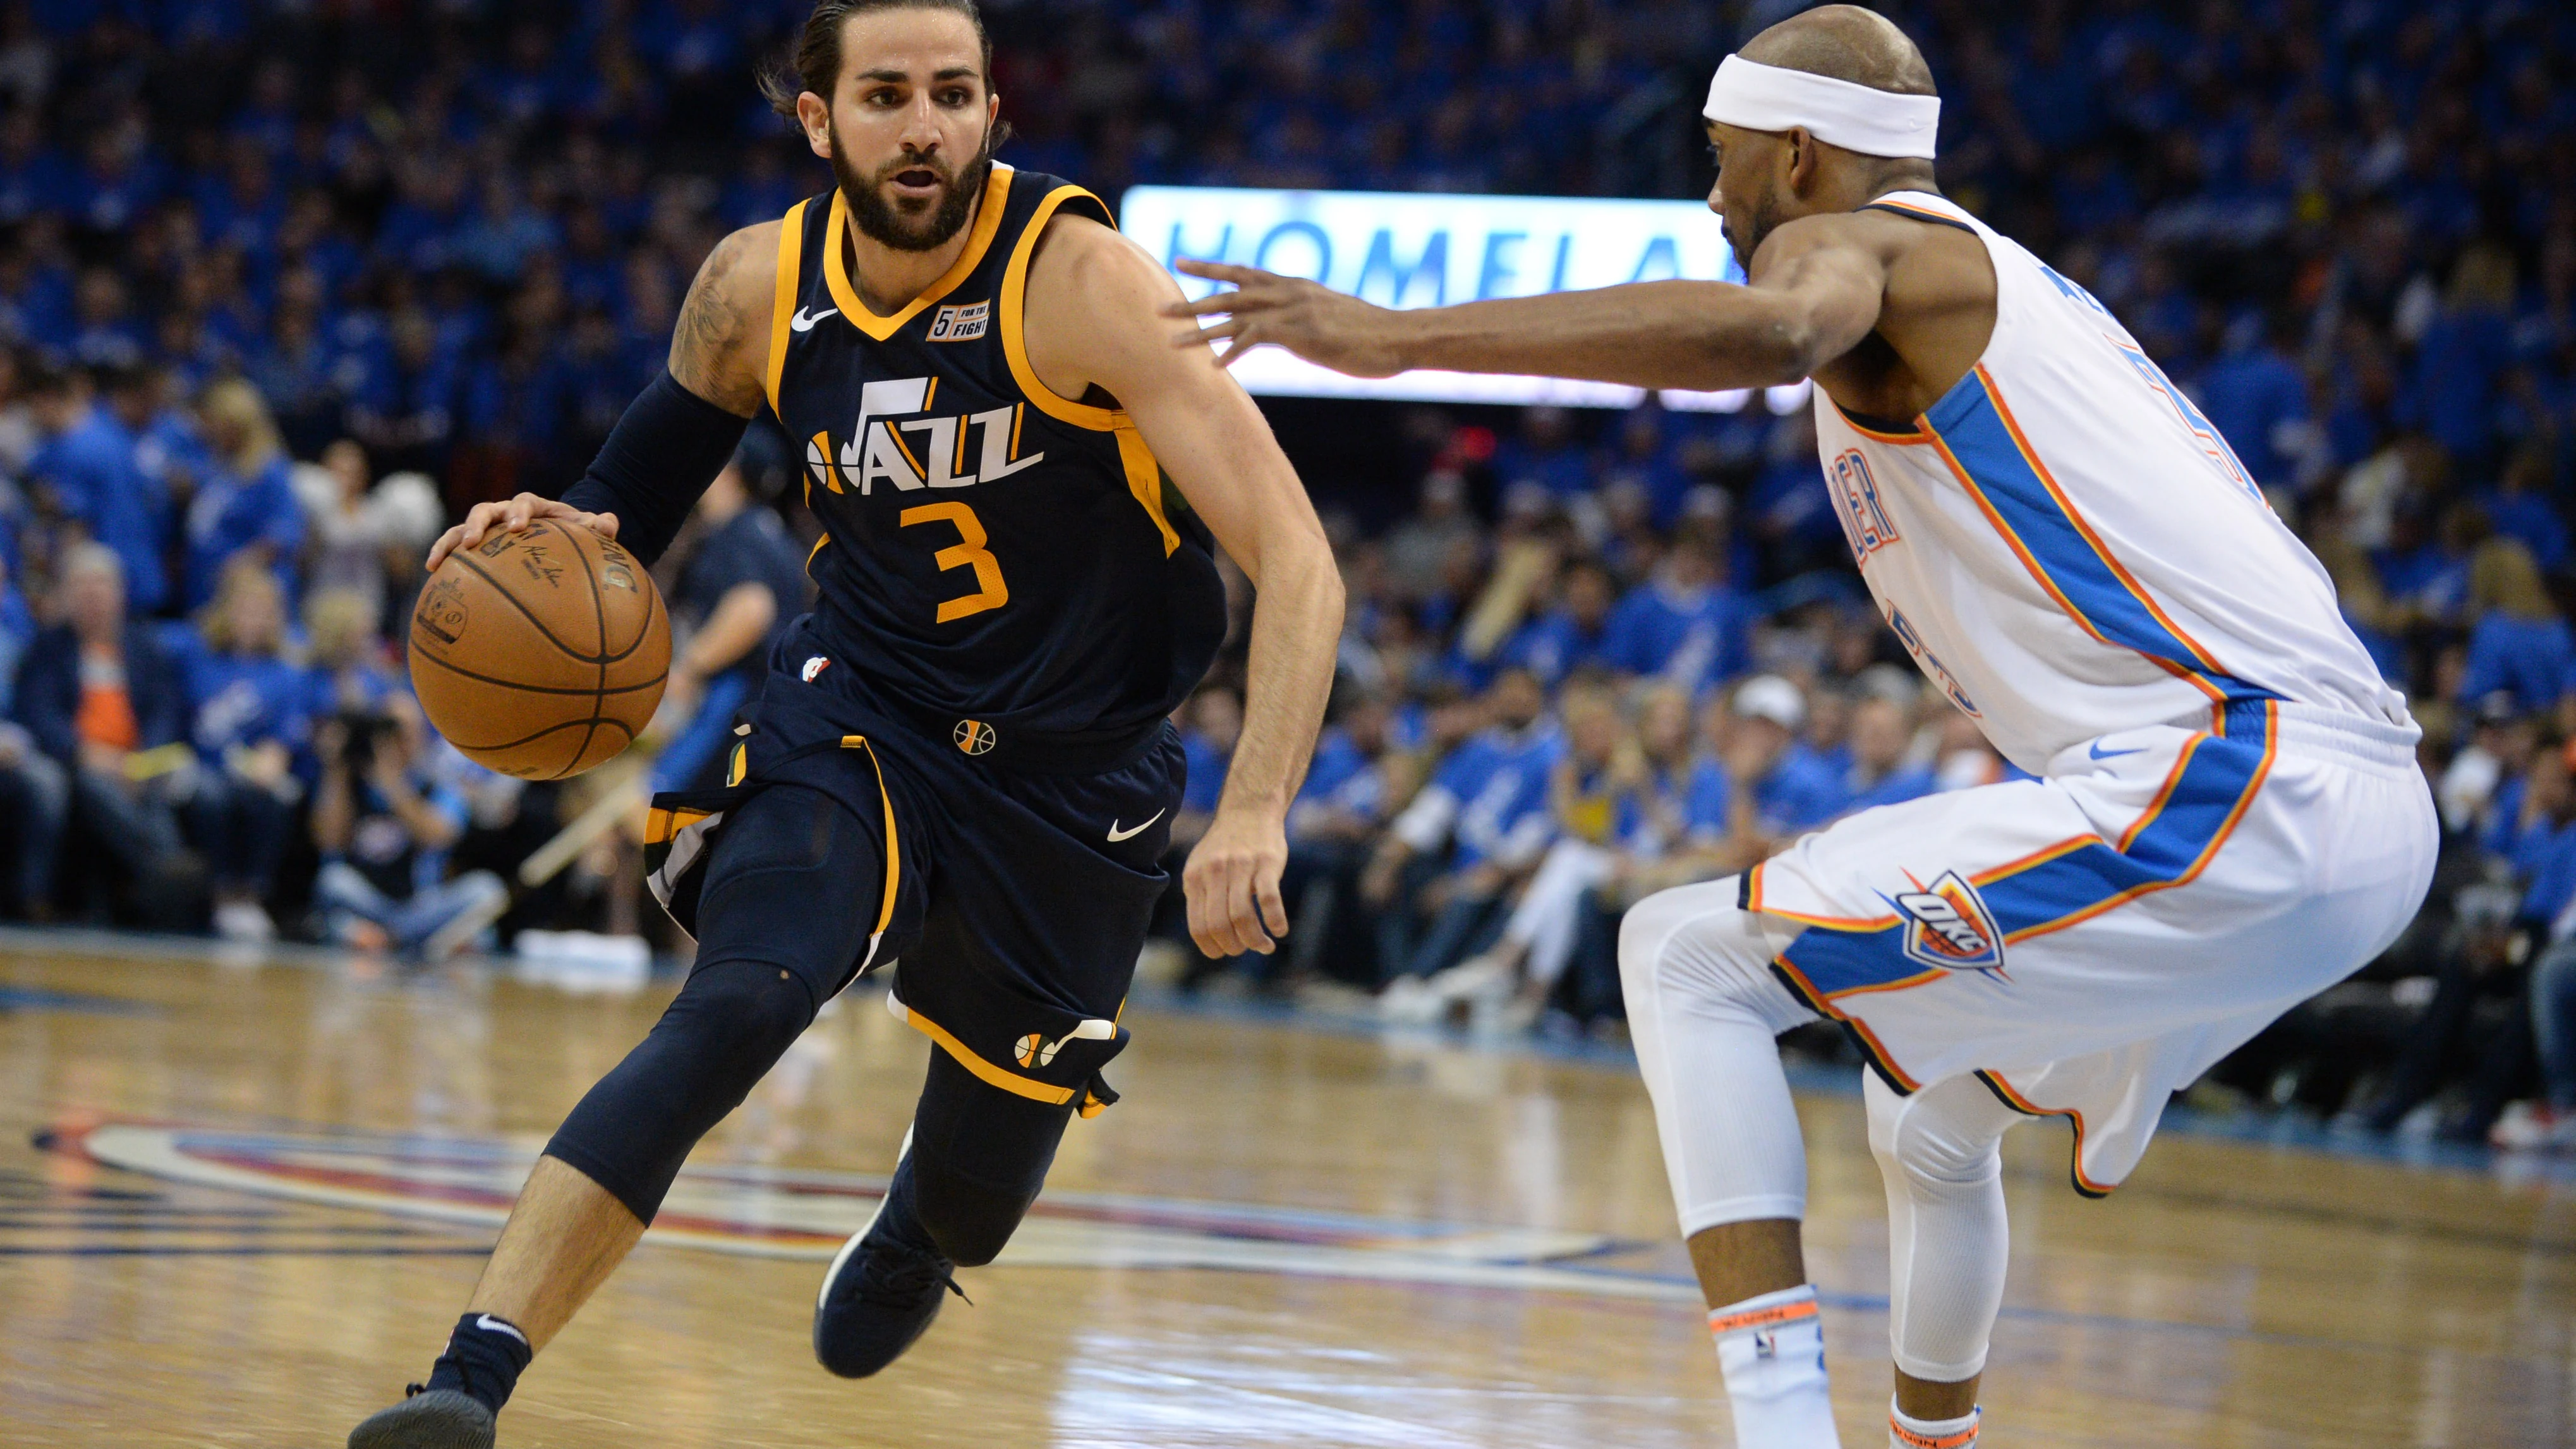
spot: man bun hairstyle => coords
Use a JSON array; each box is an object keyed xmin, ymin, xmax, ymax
[{"xmin": 761, "ymin": 0, "xmax": 997, "ymax": 118}]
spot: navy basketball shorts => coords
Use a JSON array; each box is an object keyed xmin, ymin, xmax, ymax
[{"xmin": 641, "ymin": 624, "xmax": 1185, "ymax": 1117}]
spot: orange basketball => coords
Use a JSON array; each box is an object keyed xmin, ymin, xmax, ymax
[{"xmin": 408, "ymin": 519, "xmax": 670, "ymax": 780}]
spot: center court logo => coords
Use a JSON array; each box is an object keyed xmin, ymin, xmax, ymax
[
  {"xmin": 1886, "ymin": 870, "xmax": 2005, "ymax": 973},
  {"xmin": 44, "ymin": 1122, "xmax": 1689, "ymax": 1304}
]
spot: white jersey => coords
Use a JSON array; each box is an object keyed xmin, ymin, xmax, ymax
[{"xmin": 1813, "ymin": 191, "xmax": 2411, "ymax": 773}]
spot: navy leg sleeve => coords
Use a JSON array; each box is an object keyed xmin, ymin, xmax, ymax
[
  {"xmin": 904, "ymin": 1046, "xmax": 1075, "ymax": 1266},
  {"xmin": 544, "ymin": 784, "xmax": 881, "ymax": 1223}
]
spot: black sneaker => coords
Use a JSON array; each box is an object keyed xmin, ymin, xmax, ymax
[
  {"xmin": 812, "ymin": 1140, "xmax": 967, "ymax": 1378},
  {"xmin": 347, "ymin": 1386, "xmax": 495, "ymax": 1449}
]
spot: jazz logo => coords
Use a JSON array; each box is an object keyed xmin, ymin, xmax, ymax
[
  {"xmin": 1888, "ymin": 870, "xmax": 2005, "ymax": 974},
  {"xmin": 1015, "ymin": 1017, "xmax": 1118, "ymax": 1069}
]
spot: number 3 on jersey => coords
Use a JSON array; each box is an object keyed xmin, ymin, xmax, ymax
[{"xmin": 900, "ymin": 501, "xmax": 1009, "ymax": 622}]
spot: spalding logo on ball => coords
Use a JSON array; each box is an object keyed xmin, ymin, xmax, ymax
[{"xmin": 408, "ymin": 519, "xmax": 671, "ymax": 780}]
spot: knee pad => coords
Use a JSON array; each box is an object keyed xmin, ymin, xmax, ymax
[
  {"xmin": 545, "ymin": 958, "xmax": 818, "ymax": 1223},
  {"xmin": 1618, "ymin": 877, "xmax": 1811, "ymax": 1036},
  {"xmin": 1865, "ymin": 1071, "xmax": 2010, "ymax": 1188},
  {"xmin": 905, "ymin": 1050, "xmax": 1072, "ymax": 1266}
]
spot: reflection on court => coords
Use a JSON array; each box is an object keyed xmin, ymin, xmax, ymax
[{"xmin": 0, "ymin": 935, "xmax": 2567, "ymax": 1446}]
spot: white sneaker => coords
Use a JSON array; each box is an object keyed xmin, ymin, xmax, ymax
[
  {"xmin": 1434, "ymin": 954, "xmax": 1515, "ymax": 1007},
  {"xmin": 1379, "ymin": 976, "xmax": 1442, "ymax": 1024},
  {"xmin": 212, "ymin": 900, "xmax": 275, "ymax": 942}
]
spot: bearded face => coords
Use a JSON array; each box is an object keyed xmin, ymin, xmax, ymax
[{"xmin": 831, "ymin": 121, "xmax": 995, "ymax": 253}]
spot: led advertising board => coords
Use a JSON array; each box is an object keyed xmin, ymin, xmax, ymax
[{"xmin": 1121, "ymin": 185, "xmax": 1799, "ymax": 413}]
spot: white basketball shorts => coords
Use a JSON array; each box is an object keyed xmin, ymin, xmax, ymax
[{"xmin": 1746, "ymin": 698, "xmax": 2436, "ymax": 1195}]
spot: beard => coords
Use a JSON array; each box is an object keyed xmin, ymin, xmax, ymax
[
  {"xmin": 831, "ymin": 125, "xmax": 996, "ymax": 253},
  {"xmin": 1727, "ymin": 190, "xmax": 1787, "ymax": 276}
]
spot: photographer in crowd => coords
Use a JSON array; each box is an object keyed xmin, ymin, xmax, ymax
[{"xmin": 310, "ymin": 693, "xmax": 506, "ymax": 961}]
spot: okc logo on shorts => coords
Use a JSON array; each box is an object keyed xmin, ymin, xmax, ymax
[{"xmin": 1887, "ymin": 870, "xmax": 2005, "ymax": 973}]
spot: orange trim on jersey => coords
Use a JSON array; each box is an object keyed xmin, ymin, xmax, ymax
[
  {"xmin": 1966, "ymin": 834, "xmax": 2095, "ymax": 886},
  {"xmin": 805, "ymin": 531, "xmax": 829, "ymax": 579},
  {"xmin": 1750, "ymin": 861, "xmax": 1904, "ymax": 931},
  {"xmin": 765, "ymin": 198, "xmax": 808, "ymax": 415},
  {"xmin": 1113, "ymin": 423, "xmax": 1180, "ymax": 556},
  {"xmin": 892, "ymin": 1000, "xmax": 1075, "ymax": 1106},
  {"xmin": 821, "ymin": 165, "xmax": 1013, "ymax": 343},
  {"xmin": 1978, "ymin": 1069, "xmax": 2115, "ymax": 1198},
  {"xmin": 1770, "ymin": 959, "xmax": 1923, "ymax": 1091},
  {"xmin": 1923, "ymin": 418, "xmax": 2225, "ymax": 704},
  {"xmin": 1829, "ymin": 399, "xmax": 1932, "ymax": 445},
  {"xmin": 1979, "ymin": 368, "xmax": 2237, "ymax": 684},
  {"xmin": 1865, "ymin": 197, "xmax": 1969, "ymax": 226},
  {"xmin": 1000, "ymin": 183, "xmax": 1127, "ymax": 432},
  {"xmin": 840, "ymin": 735, "xmax": 902, "ymax": 938},
  {"xmin": 2115, "ymin": 739, "xmax": 2200, "ymax": 854},
  {"xmin": 2006, "ymin": 704, "xmax": 2277, "ymax": 946}
]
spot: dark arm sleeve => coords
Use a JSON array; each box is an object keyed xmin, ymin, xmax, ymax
[{"xmin": 557, "ymin": 370, "xmax": 751, "ymax": 567}]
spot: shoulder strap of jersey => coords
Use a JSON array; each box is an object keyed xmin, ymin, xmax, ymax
[
  {"xmin": 763, "ymin": 196, "xmax": 814, "ymax": 415},
  {"xmin": 1861, "ymin": 189, "xmax": 1978, "ymax": 234},
  {"xmin": 999, "ymin": 178, "xmax": 1123, "ymax": 433}
]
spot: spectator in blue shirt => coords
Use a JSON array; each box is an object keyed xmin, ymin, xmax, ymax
[
  {"xmin": 1495, "ymin": 557, "xmax": 1616, "ymax": 688},
  {"xmin": 183, "ymin": 377, "xmax": 306, "ymax": 611},
  {"xmin": 1602, "ymin": 524, "xmax": 1753, "ymax": 693},
  {"xmin": 27, "ymin": 361, "xmax": 171, "ymax": 617},
  {"xmin": 1705, "ymin": 675, "xmax": 1848, "ymax": 841},
  {"xmin": 2199, "ymin": 311, "xmax": 2312, "ymax": 489},
  {"xmin": 2455, "ymin": 538, "xmax": 2570, "ymax": 718},
  {"xmin": 180, "ymin": 560, "xmax": 311, "ymax": 941},
  {"xmin": 1365, "ymin": 668, "xmax": 1562, "ymax": 993},
  {"xmin": 1836, "ymin": 694, "xmax": 1938, "ymax": 818}
]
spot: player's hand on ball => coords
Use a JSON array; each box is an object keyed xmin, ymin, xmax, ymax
[
  {"xmin": 426, "ymin": 492, "xmax": 622, "ymax": 572},
  {"xmin": 1183, "ymin": 805, "xmax": 1291, "ymax": 957},
  {"xmin": 1164, "ymin": 260, "xmax": 1410, "ymax": 377}
]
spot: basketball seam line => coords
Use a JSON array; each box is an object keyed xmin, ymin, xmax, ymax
[
  {"xmin": 410, "ymin": 648, "xmax": 669, "ymax": 698},
  {"xmin": 450, "ymin": 540, "xmax": 611, "ymax": 664},
  {"xmin": 569, "ymin": 533, "xmax": 608, "ymax": 777},
  {"xmin": 437, "ymin": 716, "xmax": 639, "ymax": 755}
]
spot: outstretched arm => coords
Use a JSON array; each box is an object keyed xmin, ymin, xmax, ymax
[
  {"xmin": 1164, "ymin": 214, "xmax": 1892, "ymax": 393},
  {"xmin": 426, "ymin": 223, "xmax": 779, "ymax": 571},
  {"xmin": 1027, "ymin": 215, "xmax": 1345, "ymax": 959}
]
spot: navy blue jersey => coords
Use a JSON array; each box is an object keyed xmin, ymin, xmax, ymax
[{"xmin": 765, "ymin": 165, "xmax": 1225, "ymax": 748}]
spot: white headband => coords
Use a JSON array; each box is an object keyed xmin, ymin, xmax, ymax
[{"xmin": 1702, "ymin": 54, "xmax": 1940, "ymax": 160}]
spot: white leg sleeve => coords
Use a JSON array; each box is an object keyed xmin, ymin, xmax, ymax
[
  {"xmin": 1618, "ymin": 878, "xmax": 1816, "ymax": 1234},
  {"xmin": 1864, "ymin": 1069, "xmax": 2019, "ymax": 1383}
]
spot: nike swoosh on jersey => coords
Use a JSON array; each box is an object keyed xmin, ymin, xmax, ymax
[
  {"xmin": 790, "ymin": 306, "xmax": 838, "ymax": 332},
  {"xmin": 1106, "ymin": 809, "xmax": 1165, "ymax": 843},
  {"xmin": 2088, "ymin": 740, "xmax": 2144, "ymax": 760}
]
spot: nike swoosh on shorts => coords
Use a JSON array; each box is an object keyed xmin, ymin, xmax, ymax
[{"xmin": 1106, "ymin": 809, "xmax": 1165, "ymax": 843}]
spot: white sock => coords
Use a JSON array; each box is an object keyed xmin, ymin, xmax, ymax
[
  {"xmin": 1890, "ymin": 1398, "xmax": 1980, "ymax": 1448},
  {"xmin": 1708, "ymin": 1285, "xmax": 1842, "ymax": 1448}
]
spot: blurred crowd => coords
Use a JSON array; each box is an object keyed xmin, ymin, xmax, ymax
[{"xmin": 0, "ymin": 0, "xmax": 2570, "ymax": 1145}]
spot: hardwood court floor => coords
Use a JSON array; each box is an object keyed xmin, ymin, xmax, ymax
[{"xmin": 0, "ymin": 934, "xmax": 2569, "ymax": 1448}]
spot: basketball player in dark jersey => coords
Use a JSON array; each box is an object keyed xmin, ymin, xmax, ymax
[{"xmin": 349, "ymin": 3, "xmax": 1341, "ymax": 1444}]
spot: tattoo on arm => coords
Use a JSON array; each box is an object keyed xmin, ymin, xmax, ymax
[{"xmin": 667, "ymin": 229, "xmax": 766, "ymax": 417}]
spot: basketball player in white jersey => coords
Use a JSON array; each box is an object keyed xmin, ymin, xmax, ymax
[{"xmin": 1171, "ymin": 8, "xmax": 2435, "ymax": 1446}]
